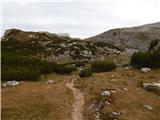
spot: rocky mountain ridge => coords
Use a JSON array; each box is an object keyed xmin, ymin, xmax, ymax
[
  {"xmin": 1, "ymin": 29, "xmax": 121, "ymax": 63},
  {"xmin": 85, "ymin": 22, "xmax": 160, "ymax": 51}
]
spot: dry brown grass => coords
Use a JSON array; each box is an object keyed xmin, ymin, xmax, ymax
[
  {"xmin": 1, "ymin": 74, "xmax": 73, "ymax": 120},
  {"xmin": 2, "ymin": 68, "xmax": 160, "ymax": 120},
  {"xmin": 77, "ymin": 68, "xmax": 160, "ymax": 120}
]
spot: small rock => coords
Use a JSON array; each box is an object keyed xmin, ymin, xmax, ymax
[
  {"xmin": 95, "ymin": 112, "xmax": 100, "ymax": 120},
  {"xmin": 5, "ymin": 80, "xmax": 20, "ymax": 87},
  {"xmin": 110, "ymin": 79, "xmax": 116, "ymax": 82},
  {"xmin": 140, "ymin": 67, "xmax": 151, "ymax": 73},
  {"xmin": 105, "ymin": 101, "xmax": 111, "ymax": 105},
  {"xmin": 143, "ymin": 82, "xmax": 160, "ymax": 88},
  {"xmin": 46, "ymin": 80, "xmax": 54, "ymax": 84},
  {"xmin": 122, "ymin": 88, "xmax": 128, "ymax": 91},
  {"xmin": 143, "ymin": 105, "xmax": 153, "ymax": 110},
  {"xmin": 124, "ymin": 66, "xmax": 132, "ymax": 70},
  {"xmin": 2, "ymin": 83, "xmax": 7, "ymax": 87},
  {"xmin": 110, "ymin": 90, "xmax": 117, "ymax": 93},
  {"xmin": 110, "ymin": 75, "xmax": 115, "ymax": 78},
  {"xmin": 89, "ymin": 104, "xmax": 95, "ymax": 110},
  {"xmin": 72, "ymin": 75, "xmax": 76, "ymax": 78},
  {"xmin": 109, "ymin": 111, "xmax": 121, "ymax": 117},
  {"xmin": 101, "ymin": 90, "xmax": 111, "ymax": 96},
  {"xmin": 142, "ymin": 81, "xmax": 160, "ymax": 95}
]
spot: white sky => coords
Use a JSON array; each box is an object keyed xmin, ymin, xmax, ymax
[{"xmin": 1, "ymin": 0, "xmax": 160, "ymax": 38}]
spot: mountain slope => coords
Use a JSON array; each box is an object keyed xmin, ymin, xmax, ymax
[
  {"xmin": 2, "ymin": 29, "xmax": 121, "ymax": 62},
  {"xmin": 85, "ymin": 22, "xmax": 160, "ymax": 51}
]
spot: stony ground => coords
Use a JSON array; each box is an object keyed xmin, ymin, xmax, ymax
[
  {"xmin": 1, "ymin": 68, "xmax": 160, "ymax": 120},
  {"xmin": 75, "ymin": 68, "xmax": 160, "ymax": 120}
]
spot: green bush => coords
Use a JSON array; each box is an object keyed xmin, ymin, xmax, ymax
[
  {"xmin": 55, "ymin": 65, "xmax": 76, "ymax": 74},
  {"xmin": 148, "ymin": 39, "xmax": 159, "ymax": 51},
  {"xmin": 91, "ymin": 60, "xmax": 116, "ymax": 72},
  {"xmin": 79, "ymin": 67, "xmax": 93, "ymax": 77},
  {"xmin": 75, "ymin": 62, "xmax": 86, "ymax": 67},
  {"xmin": 131, "ymin": 51, "xmax": 160, "ymax": 68},
  {"xmin": 1, "ymin": 53, "xmax": 58, "ymax": 81},
  {"xmin": 1, "ymin": 66, "xmax": 40, "ymax": 81}
]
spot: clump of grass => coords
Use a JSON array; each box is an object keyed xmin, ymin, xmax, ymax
[
  {"xmin": 91, "ymin": 60, "xmax": 116, "ymax": 72},
  {"xmin": 79, "ymin": 67, "xmax": 93, "ymax": 77}
]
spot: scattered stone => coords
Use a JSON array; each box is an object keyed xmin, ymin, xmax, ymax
[
  {"xmin": 109, "ymin": 111, "xmax": 121, "ymax": 117},
  {"xmin": 105, "ymin": 101, "xmax": 111, "ymax": 105},
  {"xmin": 2, "ymin": 83, "xmax": 7, "ymax": 87},
  {"xmin": 110, "ymin": 79, "xmax": 116, "ymax": 82},
  {"xmin": 72, "ymin": 75, "xmax": 76, "ymax": 78},
  {"xmin": 110, "ymin": 90, "xmax": 117, "ymax": 93},
  {"xmin": 46, "ymin": 80, "xmax": 55, "ymax": 84},
  {"xmin": 143, "ymin": 105, "xmax": 153, "ymax": 110},
  {"xmin": 143, "ymin": 82, "xmax": 160, "ymax": 88},
  {"xmin": 122, "ymin": 88, "xmax": 128, "ymax": 91},
  {"xmin": 142, "ymin": 81, "xmax": 160, "ymax": 95},
  {"xmin": 140, "ymin": 67, "xmax": 151, "ymax": 73},
  {"xmin": 124, "ymin": 66, "xmax": 132, "ymax": 70},
  {"xmin": 95, "ymin": 112, "xmax": 100, "ymax": 120},
  {"xmin": 4, "ymin": 80, "xmax": 20, "ymax": 87},
  {"xmin": 101, "ymin": 90, "xmax": 111, "ymax": 96},
  {"xmin": 110, "ymin": 75, "xmax": 115, "ymax": 78},
  {"xmin": 89, "ymin": 104, "xmax": 95, "ymax": 110}
]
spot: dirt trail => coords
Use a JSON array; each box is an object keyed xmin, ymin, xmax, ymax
[{"xmin": 65, "ymin": 80, "xmax": 84, "ymax": 120}]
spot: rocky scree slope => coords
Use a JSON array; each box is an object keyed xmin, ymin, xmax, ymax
[
  {"xmin": 1, "ymin": 29, "xmax": 121, "ymax": 62},
  {"xmin": 85, "ymin": 22, "xmax": 160, "ymax": 51}
]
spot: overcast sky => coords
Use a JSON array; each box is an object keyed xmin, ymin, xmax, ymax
[{"xmin": 1, "ymin": 0, "xmax": 160, "ymax": 38}]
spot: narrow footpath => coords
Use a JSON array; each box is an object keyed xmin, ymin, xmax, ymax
[{"xmin": 65, "ymin": 79, "xmax": 85, "ymax": 120}]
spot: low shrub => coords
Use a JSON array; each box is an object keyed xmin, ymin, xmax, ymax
[
  {"xmin": 1, "ymin": 66, "xmax": 40, "ymax": 81},
  {"xmin": 148, "ymin": 39, "xmax": 159, "ymax": 51},
  {"xmin": 55, "ymin": 65, "xmax": 76, "ymax": 74},
  {"xmin": 91, "ymin": 60, "xmax": 116, "ymax": 72},
  {"xmin": 79, "ymin": 67, "xmax": 93, "ymax": 77},
  {"xmin": 131, "ymin": 51, "xmax": 160, "ymax": 68},
  {"xmin": 75, "ymin": 62, "xmax": 86, "ymax": 67}
]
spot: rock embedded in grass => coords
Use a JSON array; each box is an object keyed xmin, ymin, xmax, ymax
[
  {"xmin": 110, "ymin": 75, "xmax": 115, "ymax": 78},
  {"xmin": 143, "ymin": 82, "xmax": 160, "ymax": 88},
  {"xmin": 109, "ymin": 111, "xmax": 121, "ymax": 117},
  {"xmin": 124, "ymin": 66, "xmax": 132, "ymax": 70},
  {"xmin": 142, "ymin": 81, "xmax": 160, "ymax": 95},
  {"xmin": 140, "ymin": 67, "xmax": 151, "ymax": 73},
  {"xmin": 110, "ymin": 79, "xmax": 116, "ymax": 82},
  {"xmin": 2, "ymin": 83, "xmax": 7, "ymax": 87},
  {"xmin": 3, "ymin": 80, "xmax": 20, "ymax": 87},
  {"xmin": 105, "ymin": 101, "xmax": 111, "ymax": 105},
  {"xmin": 143, "ymin": 104, "xmax": 153, "ymax": 110},
  {"xmin": 122, "ymin": 87, "xmax": 129, "ymax": 91},
  {"xmin": 46, "ymin": 80, "xmax": 55, "ymax": 84},
  {"xmin": 101, "ymin": 90, "xmax": 111, "ymax": 96}
]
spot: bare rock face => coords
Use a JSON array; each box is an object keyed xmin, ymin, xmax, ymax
[{"xmin": 85, "ymin": 22, "xmax": 160, "ymax": 51}]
